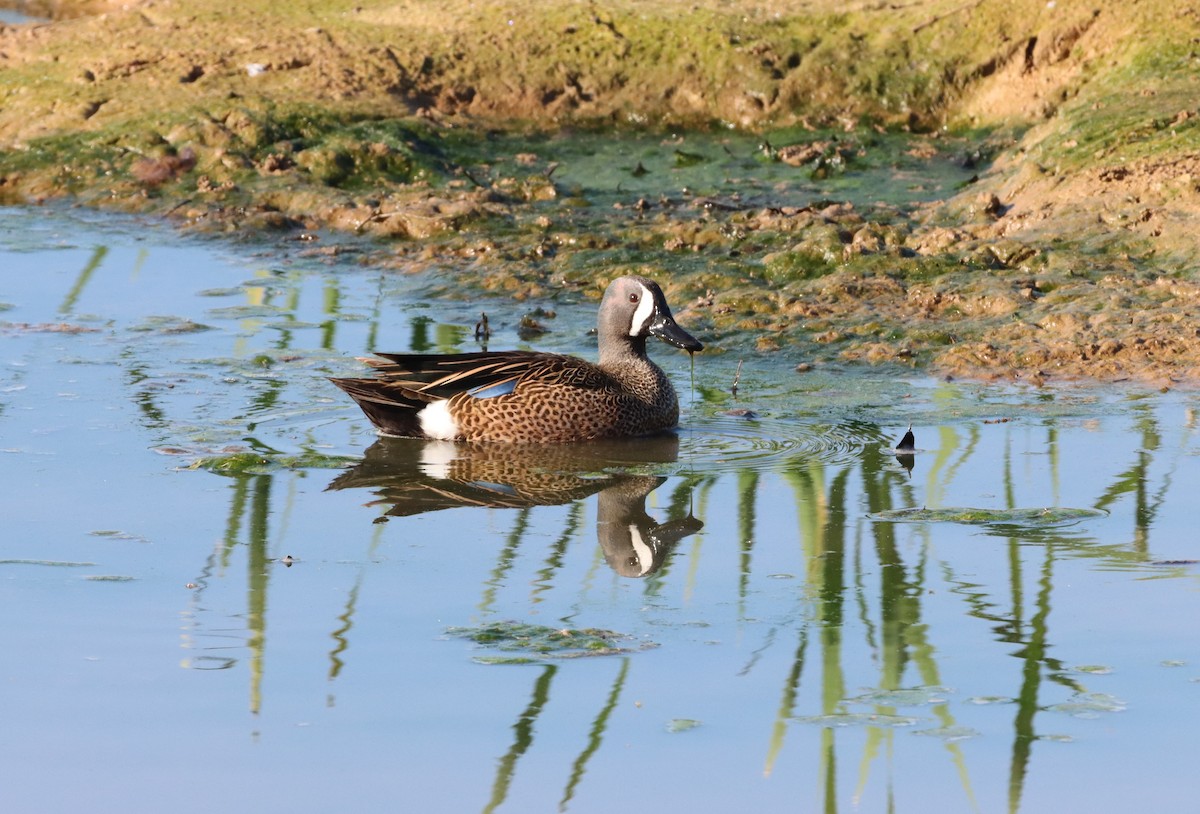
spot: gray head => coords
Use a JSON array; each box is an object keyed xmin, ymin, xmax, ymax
[{"xmin": 597, "ymin": 276, "xmax": 703, "ymax": 364}]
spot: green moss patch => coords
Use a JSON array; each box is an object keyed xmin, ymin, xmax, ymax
[
  {"xmin": 870, "ymin": 506, "xmax": 1108, "ymax": 528},
  {"xmin": 191, "ymin": 450, "xmax": 357, "ymax": 475},
  {"xmin": 445, "ymin": 621, "xmax": 654, "ymax": 661}
]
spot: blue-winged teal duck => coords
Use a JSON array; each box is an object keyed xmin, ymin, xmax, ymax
[{"xmin": 331, "ymin": 275, "xmax": 703, "ymax": 442}]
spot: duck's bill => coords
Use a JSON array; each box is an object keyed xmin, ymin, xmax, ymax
[{"xmin": 649, "ymin": 314, "xmax": 704, "ymax": 352}]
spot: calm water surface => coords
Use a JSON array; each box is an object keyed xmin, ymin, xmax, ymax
[{"xmin": 1, "ymin": 206, "xmax": 1198, "ymax": 813}]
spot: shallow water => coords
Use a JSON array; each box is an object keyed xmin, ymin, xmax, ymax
[
  {"xmin": 1, "ymin": 206, "xmax": 1198, "ymax": 813},
  {"xmin": 0, "ymin": 7, "xmax": 44, "ymax": 24}
]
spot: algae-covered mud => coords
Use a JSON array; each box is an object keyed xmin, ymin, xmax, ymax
[
  {"xmin": 3, "ymin": 0, "xmax": 1200, "ymax": 383},
  {"xmin": 2, "ymin": 209, "xmax": 1199, "ymax": 813}
]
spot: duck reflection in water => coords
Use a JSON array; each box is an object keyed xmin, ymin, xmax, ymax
[{"xmin": 327, "ymin": 434, "xmax": 702, "ymax": 578}]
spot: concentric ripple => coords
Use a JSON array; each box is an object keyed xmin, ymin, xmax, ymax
[{"xmin": 674, "ymin": 412, "xmax": 881, "ymax": 474}]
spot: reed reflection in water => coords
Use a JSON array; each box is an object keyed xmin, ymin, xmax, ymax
[{"xmin": 179, "ymin": 407, "xmax": 1200, "ymax": 813}]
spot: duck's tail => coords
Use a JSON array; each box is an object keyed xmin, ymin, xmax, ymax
[{"xmin": 329, "ymin": 377, "xmax": 431, "ymax": 438}]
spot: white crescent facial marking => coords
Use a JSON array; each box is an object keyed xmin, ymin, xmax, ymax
[
  {"xmin": 628, "ymin": 283, "xmax": 656, "ymax": 337},
  {"xmin": 418, "ymin": 400, "xmax": 460, "ymax": 441},
  {"xmin": 628, "ymin": 524, "xmax": 653, "ymax": 576}
]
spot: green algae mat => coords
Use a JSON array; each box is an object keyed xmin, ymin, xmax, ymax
[{"xmin": 4, "ymin": 0, "xmax": 1200, "ymax": 385}]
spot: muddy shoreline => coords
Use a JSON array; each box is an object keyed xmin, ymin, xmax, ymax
[{"xmin": 2, "ymin": 0, "xmax": 1199, "ymax": 385}]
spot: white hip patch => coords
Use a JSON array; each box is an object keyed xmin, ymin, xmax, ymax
[{"xmin": 418, "ymin": 400, "xmax": 461, "ymax": 441}]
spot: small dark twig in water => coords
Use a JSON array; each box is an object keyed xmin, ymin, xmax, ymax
[
  {"xmin": 544, "ymin": 162, "xmax": 560, "ymax": 180},
  {"xmin": 475, "ymin": 312, "xmax": 491, "ymax": 343},
  {"xmin": 164, "ymin": 197, "xmax": 194, "ymax": 217},
  {"xmin": 354, "ymin": 209, "xmax": 397, "ymax": 233},
  {"xmin": 731, "ymin": 359, "xmax": 744, "ymax": 397}
]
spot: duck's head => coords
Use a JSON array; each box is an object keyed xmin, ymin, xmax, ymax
[{"xmin": 599, "ymin": 276, "xmax": 703, "ymax": 357}]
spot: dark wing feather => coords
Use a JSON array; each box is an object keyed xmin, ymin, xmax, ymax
[
  {"xmin": 363, "ymin": 350, "xmax": 613, "ymax": 398},
  {"xmin": 328, "ymin": 376, "xmax": 433, "ymax": 437}
]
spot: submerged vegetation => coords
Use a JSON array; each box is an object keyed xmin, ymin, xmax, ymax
[
  {"xmin": 2, "ymin": 0, "xmax": 1200, "ymax": 383},
  {"xmin": 445, "ymin": 621, "xmax": 652, "ymax": 662},
  {"xmin": 871, "ymin": 506, "xmax": 1109, "ymax": 529}
]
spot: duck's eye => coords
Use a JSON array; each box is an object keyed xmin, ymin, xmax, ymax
[{"xmin": 629, "ymin": 293, "xmax": 639, "ymax": 303}]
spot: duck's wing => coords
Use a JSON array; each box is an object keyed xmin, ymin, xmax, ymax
[
  {"xmin": 330, "ymin": 351, "xmax": 616, "ymax": 437},
  {"xmin": 364, "ymin": 350, "xmax": 612, "ymax": 399}
]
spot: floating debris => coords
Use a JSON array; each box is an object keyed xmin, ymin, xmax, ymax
[
  {"xmin": 1046, "ymin": 692, "xmax": 1126, "ymax": 718},
  {"xmin": 666, "ymin": 718, "xmax": 702, "ymax": 733},
  {"xmin": 794, "ymin": 712, "xmax": 919, "ymax": 728},
  {"xmin": 89, "ymin": 530, "xmax": 150, "ymax": 543},
  {"xmin": 445, "ymin": 621, "xmax": 653, "ymax": 661},
  {"xmin": 129, "ymin": 315, "xmax": 212, "ymax": 333},
  {"xmin": 912, "ymin": 725, "xmax": 980, "ymax": 742},
  {"xmin": 870, "ymin": 506, "xmax": 1107, "ymax": 528},
  {"xmin": 191, "ymin": 450, "xmax": 356, "ymax": 475},
  {"xmin": 0, "ymin": 322, "xmax": 100, "ymax": 334},
  {"xmin": 206, "ymin": 304, "xmax": 289, "ymax": 319},
  {"xmin": 847, "ymin": 686, "xmax": 951, "ymax": 707},
  {"xmin": 471, "ymin": 655, "xmax": 544, "ymax": 666}
]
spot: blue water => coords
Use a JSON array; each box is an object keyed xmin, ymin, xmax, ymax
[
  {"xmin": 0, "ymin": 8, "xmax": 45, "ymax": 24},
  {"xmin": 1, "ymin": 206, "xmax": 1197, "ymax": 813}
]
